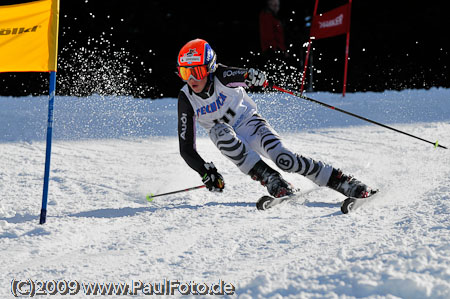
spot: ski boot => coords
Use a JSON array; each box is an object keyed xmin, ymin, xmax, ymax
[
  {"xmin": 327, "ymin": 168, "xmax": 372, "ymax": 198},
  {"xmin": 249, "ymin": 160, "xmax": 295, "ymax": 198}
]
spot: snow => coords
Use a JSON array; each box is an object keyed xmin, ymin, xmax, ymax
[{"xmin": 1, "ymin": 88, "xmax": 450, "ymax": 298}]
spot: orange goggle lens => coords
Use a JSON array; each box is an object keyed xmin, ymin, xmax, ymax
[{"xmin": 177, "ymin": 65, "xmax": 208, "ymax": 81}]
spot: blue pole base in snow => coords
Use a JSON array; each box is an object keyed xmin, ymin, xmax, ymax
[
  {"xmin": 39, "ymin": 209, "xmax": 47, "ymax": 224},
  {"xmin": 40, "ymin": 71, "xmax": 56, "ymax": 225}
]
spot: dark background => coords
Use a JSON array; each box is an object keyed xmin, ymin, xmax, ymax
[{"xmin": 1, "ymin": 0, "xmax": 449, "ymax": 98}]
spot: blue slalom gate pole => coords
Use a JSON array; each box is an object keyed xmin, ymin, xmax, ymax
[{"xmin": 40, "ymin": 71, "xmax": 56, "ymax": 224}]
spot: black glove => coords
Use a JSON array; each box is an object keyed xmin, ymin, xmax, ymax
[
  {"xmin": 202, "ymin": 162, "xmax": 225, "ymax": 192},
  {"xmin": 246, "ymin": 68, "xmax": 267, "ymax": 88}
]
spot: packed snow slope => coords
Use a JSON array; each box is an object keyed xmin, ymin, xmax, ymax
[{"xmin": 1, "ymin": 88, "xmax": 450, "ymax": 298}]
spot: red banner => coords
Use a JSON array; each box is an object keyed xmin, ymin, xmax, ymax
[{"xmin": 310, "ymin": 3, "xmax": 350, "ymax": 39}]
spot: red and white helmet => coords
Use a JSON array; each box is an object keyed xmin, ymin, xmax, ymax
[{"xmin": 177, "ymin": 39, "xmax": 217, "ymax": 81}]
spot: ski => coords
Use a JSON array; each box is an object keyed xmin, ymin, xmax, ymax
[
  {"xmin": 340, "ymin": 190, "xmax": 380, "ymax": 214},
  {"xmin": 256, "ymin": 191, "xmax": 302, "ymax": 210},
  {"xmin": 257, "ymin": 189, "xmax": 380, "ymax": 213}
]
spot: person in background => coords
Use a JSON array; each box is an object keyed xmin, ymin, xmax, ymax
[{"xmin": 259, "ymin": 0, "xmax": 287, "ymax": 59}]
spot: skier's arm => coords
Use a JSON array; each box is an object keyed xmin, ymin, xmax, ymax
[
  {"xmin": 178, "ymin": 91, "xmax": 207, "ymax": 176},
  {"xmin": 215, "ymin": 64, "xmax": 266, "ymax": 88},
  {"xmin": 215, "ymin": 64, "xmax": 248, "ymax": 87}
]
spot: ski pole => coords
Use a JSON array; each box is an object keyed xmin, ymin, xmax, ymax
[
  {"xmin": 146, "ymin": 185, "xmax": 206, "ymax": 202},
  {"xmin": 268, "ymin": 83, "xmax": 447, "ymax": 150}
]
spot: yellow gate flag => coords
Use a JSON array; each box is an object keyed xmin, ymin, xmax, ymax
[{"xmin": 0, "ymin": 0, "xmax": 59, "ymax": 72}]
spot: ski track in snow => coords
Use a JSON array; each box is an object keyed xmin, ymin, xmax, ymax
[{"xmin": 1, "ymin": 89, "xmax": 450, "ymax": 298}]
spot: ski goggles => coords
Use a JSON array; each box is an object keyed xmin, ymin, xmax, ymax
[{"xmin": 177, "ymin": 65, "xmax": 209, "ymax": 81}]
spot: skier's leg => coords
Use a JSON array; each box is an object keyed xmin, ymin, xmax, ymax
[
  {"xmin": 209, "ymin": 122, "xmax": 293, "ymax": 198},
  {"xmin": 242, "ymin": 115, "xmax": 372, "ymax": 198},
  {"xmin": 242, "ymin": 114, "xmax": 333, "ymax": 186},
  {"xmin": 209, "ymin": 122, "xmax": 260, "ymax": 175}
]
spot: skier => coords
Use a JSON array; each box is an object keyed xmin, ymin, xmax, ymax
[{"xmin": 176, "ymin": 38, "xmax": 373, "ymax": 200}]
